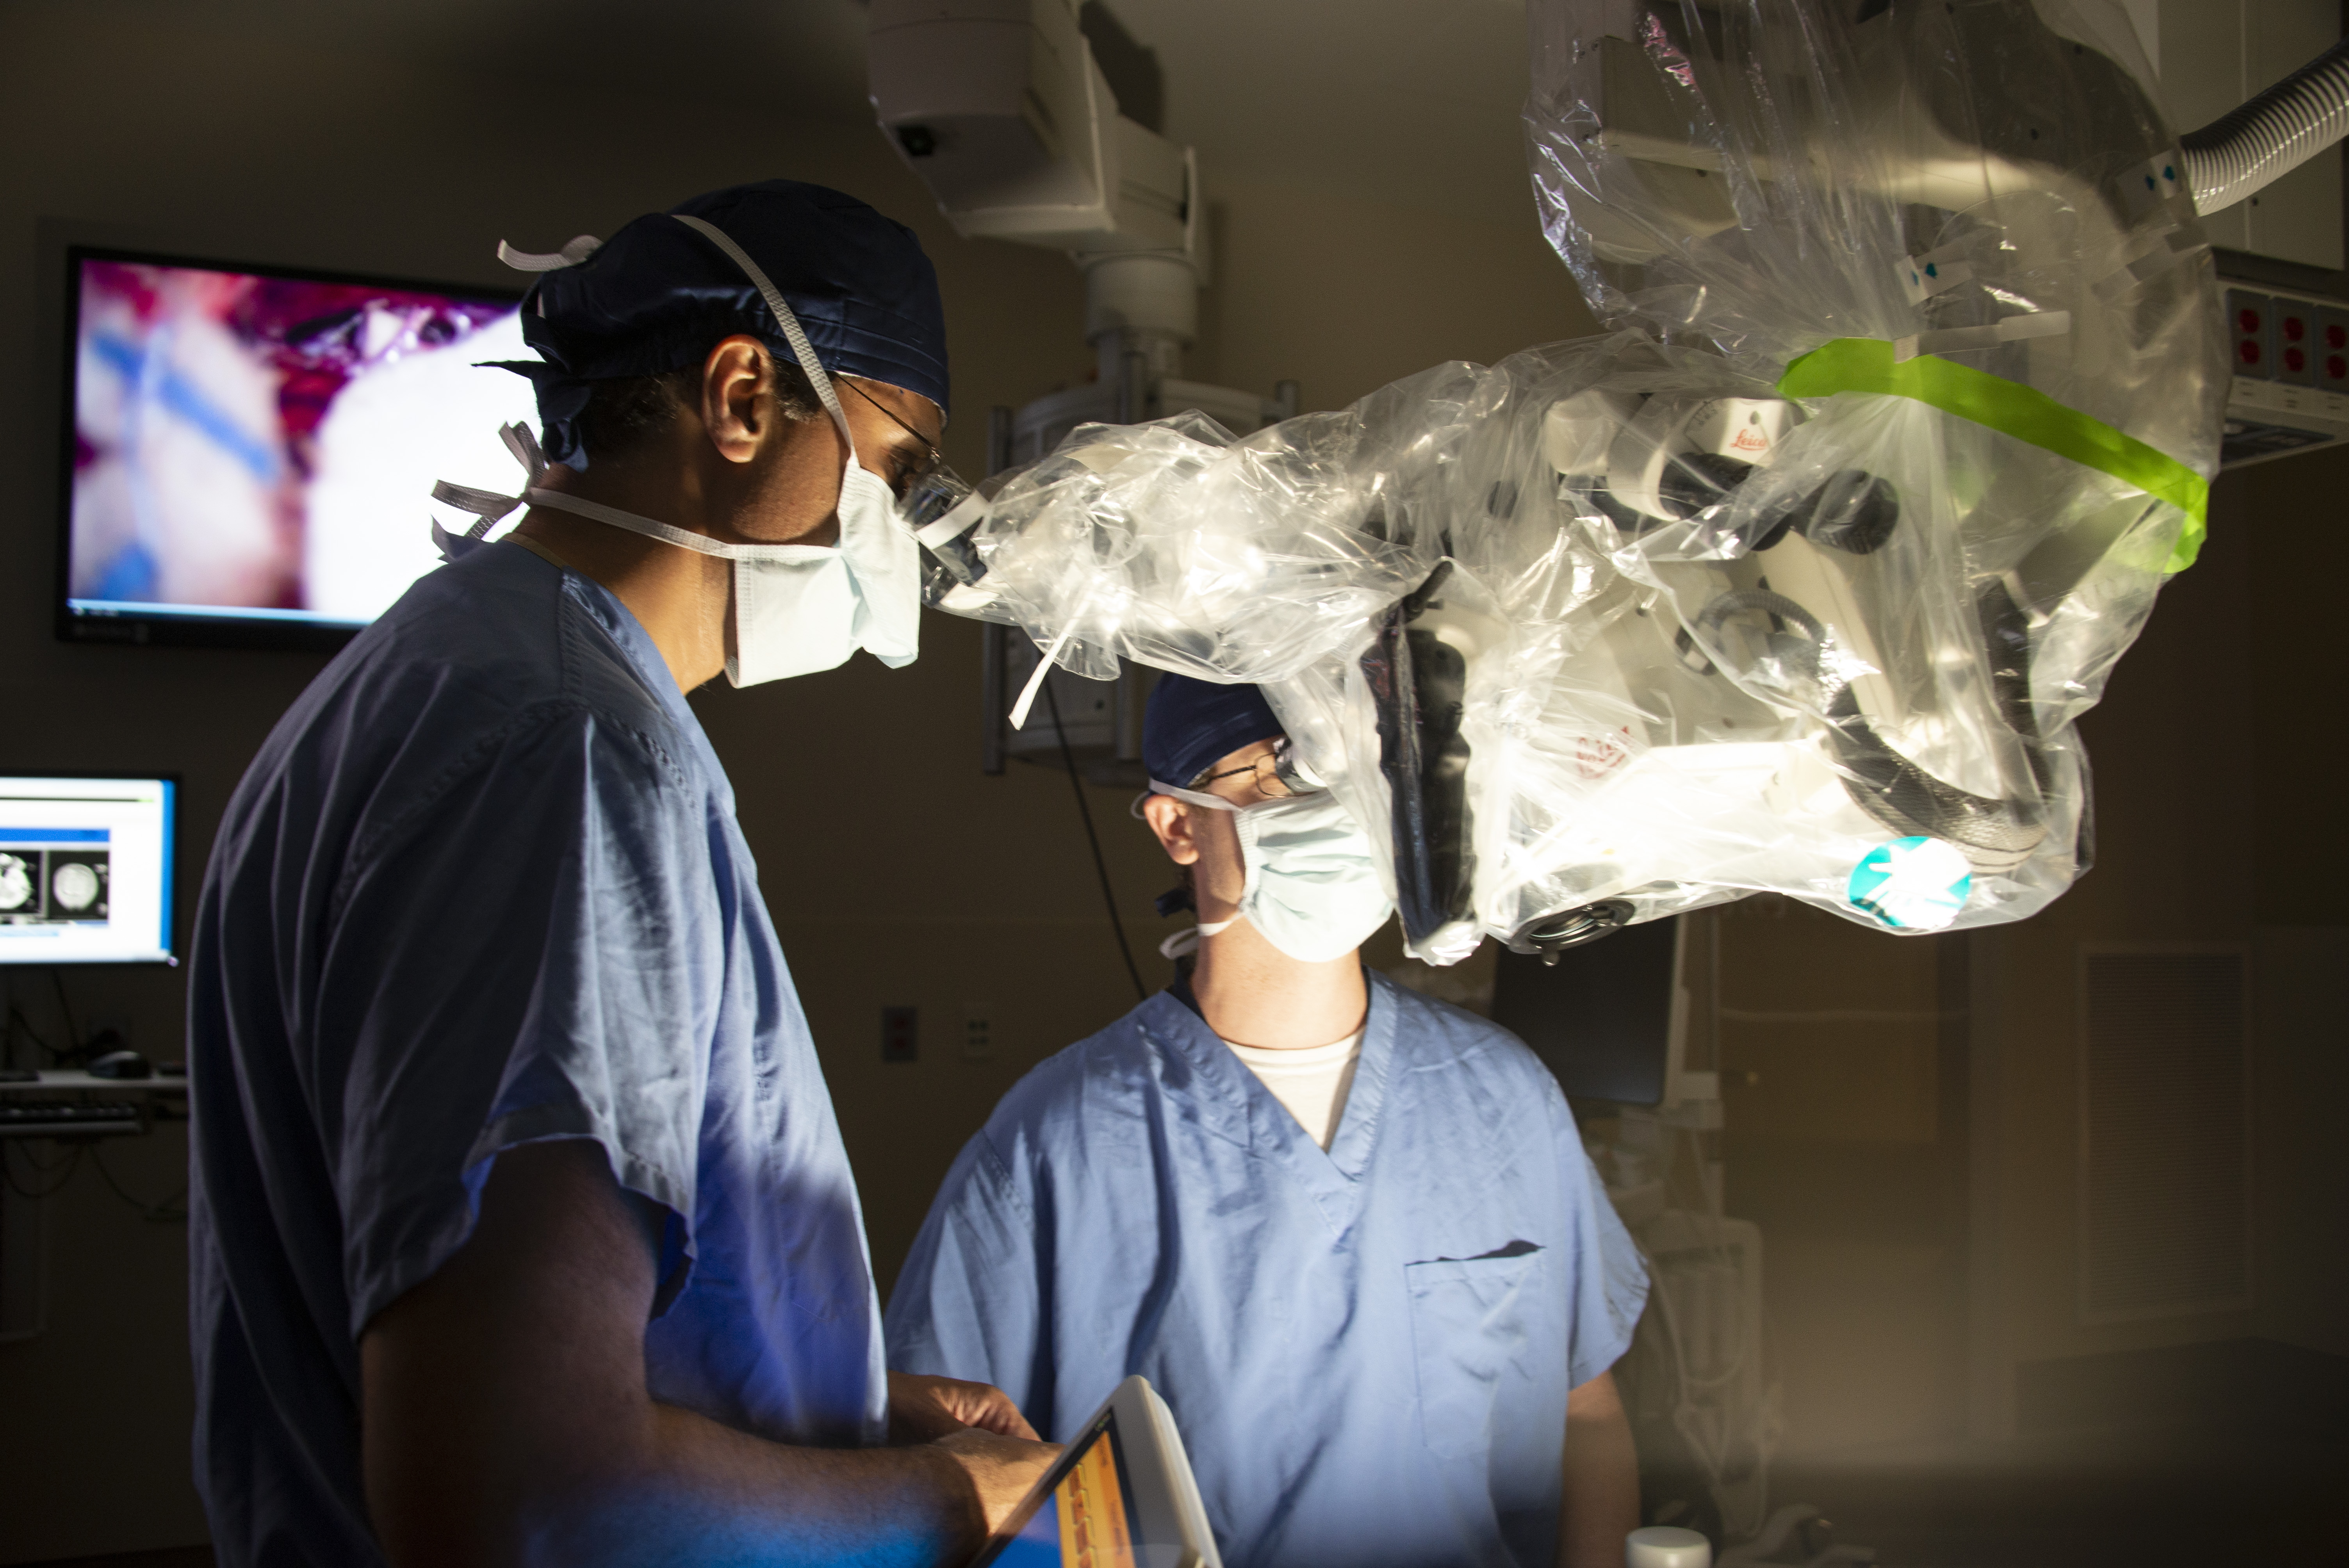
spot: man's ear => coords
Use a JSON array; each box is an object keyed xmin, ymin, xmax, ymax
[
  {"xmin": 699, "ymin": 335, "xmax": 780, "ymax": 466},
  {"xmin": 1141, "ymin": 795, "xmax": 1200, "ymax": 866}
]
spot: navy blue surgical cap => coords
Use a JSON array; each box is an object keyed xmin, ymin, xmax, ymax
[
  {"xmin": 497, "ymin": 178, "xmax": 949, "ymax": 467},
  {"xmin": 1144, "ymin": 675, "xmax": 1285, "ymax": 790}
]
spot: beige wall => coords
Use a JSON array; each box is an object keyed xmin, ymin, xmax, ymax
[
  {"xmin": 1194, "ymin": 172, "xmax": 1600, "ymax": 410},
  {"xmin": 2245, "ymin": 436, "xmax": 2349, "ymax": 1365}
]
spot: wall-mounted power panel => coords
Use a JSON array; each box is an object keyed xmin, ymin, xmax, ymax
[{"xmin": 2217, "ymin": 255, "xmax": 2349, "ymax": 467}]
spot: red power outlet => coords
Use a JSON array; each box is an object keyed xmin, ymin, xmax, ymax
[
  {"xmin": 2317, "ymin": 310, "xmax": 2349, "ymax": 392},
  {"xmin": 2229, "ymin": 290, "xmax": 2274, "ymax": 378},
  {"xmin": 2275, "ymin": 299, "xmax": 2317, "ymax": 385}
]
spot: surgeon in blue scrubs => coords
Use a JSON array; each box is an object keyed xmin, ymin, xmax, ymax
[
  {"xmin": 187, "ymin": 181, "xmax": 1056, "ymax": 1568},
  {"xmin": 888, "ymin": 676, "xmax": 1650, "ymax": 1568}
]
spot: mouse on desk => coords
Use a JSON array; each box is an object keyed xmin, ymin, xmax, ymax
[{"xmin": 87, "ymin": 1049, "xmax": 152, "ymax": 1080}]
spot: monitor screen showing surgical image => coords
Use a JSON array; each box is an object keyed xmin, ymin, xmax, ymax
[
  {"xmin": 979, "ymin": 1413, "xmax": 1139, "ymax": 1568},
  {"xmin": 61, "ymin": 248, "xmax": 540, "ymax": 648},
  {"xmin": 0, "ymin": 777, "xmax": 176, "ymax": 964}
]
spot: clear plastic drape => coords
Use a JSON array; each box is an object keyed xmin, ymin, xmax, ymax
[{"xmin": 925, "ymin": 0, "xmax": 2224, "ymax": 962}]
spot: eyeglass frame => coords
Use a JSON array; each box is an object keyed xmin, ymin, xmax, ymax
[
  {"xmin": 840, "ymin": 376, "xmax": 948, "ymax": 484},
  {"xmin": 1189, "ymin": 738, "xmax": 1324, "ymax": 800}
]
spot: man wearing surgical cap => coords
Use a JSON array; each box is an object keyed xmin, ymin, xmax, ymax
[
  {"xmin": 888, "ymin": 674, "xmax": 1650, "ymax": 1568},
  {"xmin": 186, "ymin": 180, "xmax": 1053, "ymax": 1568}
]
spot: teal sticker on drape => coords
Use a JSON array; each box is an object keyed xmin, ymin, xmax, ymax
[{"xmin": 1848, "ymin": 836, "xmax": 1973, "ymax": 930}]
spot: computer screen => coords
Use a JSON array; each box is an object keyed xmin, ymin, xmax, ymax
[
  {"xmin": 0, "ymin": 777, "xmax": 176, "ymax": 965},
  {"xmin": 1490, "ymin": 915, "xmax": 1681, "ymax": 1105},
  {"xmin": 59, "ymin": 246, "xmax": 540, "ymax": 650},
  {"xmin": 978, "ymin": 1409, "xmax": 1141, "ymax": 1568}
]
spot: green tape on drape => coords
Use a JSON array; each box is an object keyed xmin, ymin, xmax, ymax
[{"xmin": 1776, "ymin": 337, "xmax": 2208, "ymax": 572}]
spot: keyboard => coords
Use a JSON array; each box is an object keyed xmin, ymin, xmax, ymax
[{"xmin": 0, "ymin": 1101, "xmax": 143, "ymax": 1136}]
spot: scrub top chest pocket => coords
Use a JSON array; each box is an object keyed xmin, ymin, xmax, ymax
[{"xmin": 1405, "ymin": 1245, "xmax": 1547, "ymax": 1459}]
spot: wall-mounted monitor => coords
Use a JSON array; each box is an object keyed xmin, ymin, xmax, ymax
[
  {"xmin": 58, "ymin": 246, "xmax": 540, "ymax": 652},
  {"xmin": 0, "ymin": 777, "xmax": 177, "ymax": 965},
  {"xmin": 1490, "ymin": 915, "xmax": 1681, "ymax": 1106}
]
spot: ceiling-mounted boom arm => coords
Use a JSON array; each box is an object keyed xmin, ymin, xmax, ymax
[
  {"xmin": 2181, "ymin": 34, "xmax": 2349, "ymax": 216},
  {"xmin": 867, "ymin": 0, "xmax": 1205, "ymax": 381}
]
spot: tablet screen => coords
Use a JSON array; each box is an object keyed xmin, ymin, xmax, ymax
[{"xmin": 981, "ymin": 1411, "xmax": 1139, "ymax": 1568}]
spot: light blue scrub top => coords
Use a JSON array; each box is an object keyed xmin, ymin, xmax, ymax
[
  {"xmin": 188, "ymin": 541, "xmax": 886, "ymax": 1568},
  {"xmin": 887, "ymin": 975, "xmax": 1649, "ymax": 1568}
]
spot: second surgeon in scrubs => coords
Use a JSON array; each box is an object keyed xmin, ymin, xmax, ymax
[{"xmin": 888, "ymin": 676, "xmax": 1651, "ymax": 1568}]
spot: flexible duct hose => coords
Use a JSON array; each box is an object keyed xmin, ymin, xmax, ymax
[{"xmin": 2181, "ymin": 37, "xmax": 2349, "ymax": 215}]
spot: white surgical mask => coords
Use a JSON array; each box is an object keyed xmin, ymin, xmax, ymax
[
  {"xmin": 1151, "ymin": 780, "xmax": 1395, "ymax": 963},
  {"xmin": 433, "ymin": 213, "xmax": 928, "ymax": 686}
]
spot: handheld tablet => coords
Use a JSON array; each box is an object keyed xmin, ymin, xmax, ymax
[{"xmin": 971, "ymin": 1375, "xmax": 1222, "ymax": 1568}]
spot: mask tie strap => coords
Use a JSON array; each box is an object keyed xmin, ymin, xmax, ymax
[
  {"xmin": 520, "ymin": 487, "xmax": 829, "ymax": 564},
  {"xmin": 1009, "ymin": 618, "xmax": 1082, "ymax": 732},
  {"xmin": 670, "ymin": 214, "xmax": 857, "ymax": 457},
  {"xmin": 1146, "ymin": 780, "xmax": 1239, "ymax": 813},
  {"xmin": 1157, "ymin": 919, "xmax": 1236, "ymax": 961},
  {"xmin": 429, "ymin": 422, "xmax": 547, "ymax": 560},
  {"xmin": 495, "ymin": 235, "xmax": 603, "ymax": 272}
]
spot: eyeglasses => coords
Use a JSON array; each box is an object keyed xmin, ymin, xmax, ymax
[
  {"xmin": 841, "ymin": 376, "xmax": 970, "ymax": 531},
  {"xmin": 1193, "ymin": 739, "xmax": 1324, "ymax": 799}
]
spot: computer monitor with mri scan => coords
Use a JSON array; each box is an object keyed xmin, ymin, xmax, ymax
[{"xmin": 0, "ymin": 776, "xmax": 176, "ymax": 965}]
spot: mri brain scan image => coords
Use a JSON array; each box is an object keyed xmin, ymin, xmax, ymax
[
  {"xmin": 51, "ymin": 861, "xmax": 102, "ymax": 913},
  {"xmin": 0, "ymin": 853, "xmax": 32, "ymax": 913}
]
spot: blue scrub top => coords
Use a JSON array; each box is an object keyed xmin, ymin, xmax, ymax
[
  {"xmin": 886, "ymin": 975, "xmax": 1649, "ymax": 1568},
  {"xmin": 188, "ymin": 541, "xmax": 886, "ymax": 1568}
]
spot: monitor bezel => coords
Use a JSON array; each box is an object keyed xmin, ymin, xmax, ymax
[
  {"xmin": 0, "ymin": 770, "xmax": 183, "ymax": 967},
  {"xmin": 1490, "ymin": 913, "xmax": 1683, "ymax": 1107},
  {"xmin": 55, "ymin": 243, "xmax": 526, "ymax": 654}
]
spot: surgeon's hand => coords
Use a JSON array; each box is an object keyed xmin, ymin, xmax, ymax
[
  {"xmin": 888, "ymin": 1370, "xmax": 1042, "ymax": 1442},
  {"xmin": 933, "ymin": 1426, "xmax": 1063, "ymax": 1534}
]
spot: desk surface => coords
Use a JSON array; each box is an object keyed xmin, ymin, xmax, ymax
[{"xmin": 0, "ymin": 1070, "xmax": 188, "ymax": 1095}]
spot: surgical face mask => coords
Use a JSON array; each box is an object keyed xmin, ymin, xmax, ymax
[
  {"xmin": 1151, "ymin": 779, "xmax": 1395, "ymax": 964},
  {"xmin": 434, "ymin": 213, "xmax": 963, "ymax": 686}
]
